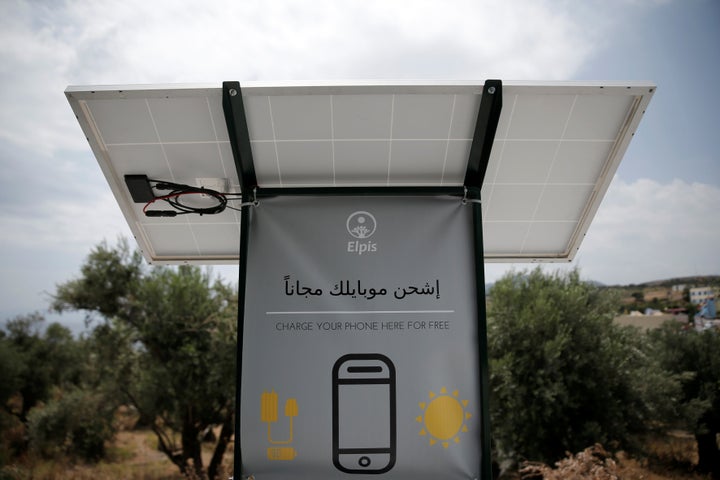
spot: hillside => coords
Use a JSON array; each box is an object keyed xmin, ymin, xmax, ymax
[
  {"xmin": 609, "ymin": 275, "xmax": 720, "ymax": 288},
  {"xmin": 487, "ymin": 275, "xmax": 719, "ymax": 317}
]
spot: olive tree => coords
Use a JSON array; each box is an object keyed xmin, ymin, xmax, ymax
[
  {"xmin": 1, "ymin": 314, "xmax": 96, "ymax": 461},
  {"xmin": 649, "ymin": 322, "xmax": 720, "ymax": 476},
  {"xmin": 487, "ymin": 268, "xmax": 679, "ymax": 467},
  {"xmin": 53, "ymin": 240, "xmax": 237, "ymax": 479}
]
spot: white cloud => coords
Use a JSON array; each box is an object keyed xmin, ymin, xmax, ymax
[
  {"xmin": 0, "ymin": 0, "xmax": 697, "ymax": 321},
  {"xmin": 0, "ymin": 0, "xmax": 610, "ymax": 156},
  {"xmin": 485, "ymin": 177, "xmax": 720, "ymax": 285},
  {"xmin": 0, "ymin": 187, "xmax": 130, "ymax": 254},
  {"xmin": 577, "ymin": 177, "xmax": 720, "ymax": 283},
  {"xmin": 54, "ymin": 0, "xmax": 596, "ymax": 82}
]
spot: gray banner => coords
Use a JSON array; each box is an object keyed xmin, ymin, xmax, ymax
[{"xmin": 241, "ymin": 196, "xmax": 480, "ymax": 479}]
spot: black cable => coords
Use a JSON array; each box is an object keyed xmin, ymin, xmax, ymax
[{"xmin": 143, "ymin": 179, "xmax": 229, "ymax": 217}]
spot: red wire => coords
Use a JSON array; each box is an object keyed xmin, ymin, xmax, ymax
[{"xmin": 142, "ymin": 191, "xmax": 210, "ymax": 214}]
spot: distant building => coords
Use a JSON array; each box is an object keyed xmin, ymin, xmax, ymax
[
  {"xmin": 690, "ymin": 287, "xmax": 717, "ymax": 304},
  {"xmin": 699, "ymin": 298, "xmax": 716, "ymax": 319}
]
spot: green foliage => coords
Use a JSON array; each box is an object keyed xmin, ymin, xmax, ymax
[
  {"xmin": 649, "ymin": 322, "xmax": 720, "ymax": 474},
  {"xmin": 649, "ymin": 323, "xmax": 720, "ymax": 424},
  {"xmin": 0, "ymin": 339, "xmax": 25, "ymax": 411},
  {"xmin": 52, "ymin": 239, "xmax": 237, "ymax": 479},
  {"xmin": 0, "ymin": 315, "xmax": 106, "ymax": 462},
  {"xmin": 1, "ymin": 239, "xmax": 236, "ymax": 476},
  {"xmin": 27, "ymin": 389, "xmax": 115, "ymax": 461},
  {"xmin": 488, "ymin": 268, "xmax": 679, "ymax": 466},
  {"xmin": 52, "ymin": 239, "xmax": 143, "ymax": 319},
  {"xmin": 0, "ymin": 410, "xmax": 24, "ymax": 467},
  {"xmin": 0, "ymin": 314, "xmax": 87, "ymax": 420}
]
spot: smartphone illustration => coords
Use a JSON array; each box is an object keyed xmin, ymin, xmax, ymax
[{"xmin": 332, "ymin": 353, "xmax": 396, "ymax": 474}]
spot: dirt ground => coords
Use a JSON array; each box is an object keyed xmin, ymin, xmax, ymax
[
  {"xmin": 1, "ymin": 429, "xmax": 713, "ymax": 479},
  {"xmin": 510, "ymin": 431, "xmax": 713, "ymax": 480}
]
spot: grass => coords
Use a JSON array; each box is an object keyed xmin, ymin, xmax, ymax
[
  {"xmin": 1, "ymin": 407, "xmax": 236, "ymax": 480},
  {"xmin": 515, "ymin": 432, "xmax": 713, "ymax": 480},
  {"xmin": 1, "ymin": 428, "xmax": 712, "ymax": 479},
  {"xmin": 1, "ymin": 460, "xmax": 182, "ymax": 480},
  {"xmin": 0, "ymin": 427, "xmax": 230, "ymax": 480}
]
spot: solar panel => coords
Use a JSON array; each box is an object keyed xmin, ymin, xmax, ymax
[{"xmin": 65, "ymin": 81, "xmax": 654, "ymax": 264}]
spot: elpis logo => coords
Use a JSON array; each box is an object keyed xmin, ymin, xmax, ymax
[{"xmin": 346, "ymin": 211, "xmax": 378, "ymax": 255}]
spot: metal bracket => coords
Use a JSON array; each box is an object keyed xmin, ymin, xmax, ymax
[
  {"xmin": 223, "ymin": 81, "xmax": 258, "ymax": 194},
  {"xmin": 462, "ymin": 186, "xmax": 482, "ymax": 205},
  {"xmin": 464, "ymin": 80, "xmax": 503, "ymax": 189},
  {"xmin": 238, "ymin": 187, "xmax": 260, "ymax": 208}
]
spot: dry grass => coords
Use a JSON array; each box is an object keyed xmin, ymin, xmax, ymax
[
  {"xmin": 0, "ymin": 427, "xmax": 235, "ymax": 480},
  {"xmin": 619, "ymin": 431, "xmax": 712, "ymax": 480},
  {"xmin": 1, "ymin": 428, "xmax": 712, "ymax": 480},
  {"xmin": 3, "ymin": 461, "xmax": 182, "ymax": 480},
  {"xmin": 520, "ymin": 444, "xmax": 620, "ymax": 480},
  {"xmin": 517, "ymin": 433, "xmax": 713, "ymax": 480}
]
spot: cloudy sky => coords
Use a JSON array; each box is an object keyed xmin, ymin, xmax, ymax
[{"xmin": 1, "ymin": 0, "xmax": 718, "ymax": 332}]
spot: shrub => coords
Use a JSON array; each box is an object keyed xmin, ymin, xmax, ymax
[
  {"xmin": 488, "ymin": 268, "xmax": 679, "ymax": 467},
  {"xmin": 27, "ymin": 389, "xmax": 116, "ymax": 462}
]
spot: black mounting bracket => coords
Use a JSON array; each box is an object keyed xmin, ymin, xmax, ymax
[
  {"xmin": 222, "ymin": 81, "xmax": 257, "ymax": 196},
  {"xmin": 464, "ymin": 80, "xmax": 503, "ymax": 191}
]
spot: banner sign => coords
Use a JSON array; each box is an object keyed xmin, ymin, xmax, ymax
[{"xmin": 241, "ymin": 195, "xmax": 480, "ymax": 479}]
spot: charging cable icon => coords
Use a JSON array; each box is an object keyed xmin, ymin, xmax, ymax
[{"xmin": 261, "ymin": 390, "xmax": 298, "ymax": 461}]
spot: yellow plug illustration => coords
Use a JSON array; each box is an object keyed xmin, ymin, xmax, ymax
[
  {"xmin": 261, "ymin": 390, "xmax": 298, "ymax": 461},
  {"xmin": 285, "ymin": 398, "xmax": 298, "ymax": 418}
]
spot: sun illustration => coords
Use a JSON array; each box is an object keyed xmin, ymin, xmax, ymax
[{"xmin": 416, "ymin": 387, "xmax": 471, "ymax": 448}]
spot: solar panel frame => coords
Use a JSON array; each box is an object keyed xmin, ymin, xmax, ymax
[
  {"xmin": 482, "ymin": 82, "xmax": 654, "ymax": 262},
  {"xmin": 65, "ymin": 80, "xmax": 654, "ymax": 265}
]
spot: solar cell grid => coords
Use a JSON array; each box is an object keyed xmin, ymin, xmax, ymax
[{"xmin": 65, "ymin": 81, "xmax": 654, "ymax": 264}]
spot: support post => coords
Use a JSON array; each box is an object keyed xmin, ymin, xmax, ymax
[
  {"xmin": 222, "ymin": 81, "xmax": 256, "ymax": 479},
  {"xmin": 233, "ymin": 199, "xmax": 251, "ymax": 479},
  {"xmin": 471, "ymin": 187, "xmax": 493, "ymax": 479},
  {"xmin": 465, "ymin": 80, "xmax": 502, "ymax": 479}
]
